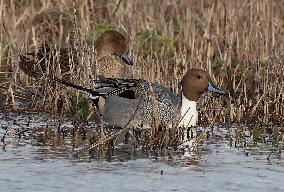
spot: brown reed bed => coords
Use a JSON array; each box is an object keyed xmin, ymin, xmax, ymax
[
  {"xmin": 0, "ymin": 115, "xmax": 282, "ymax": 160},
  {"xmin": 0, "ymin": 0, "xmax": 283, "ymax": 155}
]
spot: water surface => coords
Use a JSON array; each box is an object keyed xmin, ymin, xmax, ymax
[{"xmin": 0, "ymin": 112, "xmax": 283, "ymax": 192}]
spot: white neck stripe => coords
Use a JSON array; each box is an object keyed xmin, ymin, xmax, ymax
[{"xmin": 178, "ymin": 94, "xmax": 198, "ymax": 128}]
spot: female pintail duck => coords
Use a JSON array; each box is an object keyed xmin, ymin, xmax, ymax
[
  {"xmin": 18, "ymin": 30, "xmax": 133, "ymax": 80},
  {"xmin": 54, "ymin": 69, "xmax": 228, "ymax": 131}
]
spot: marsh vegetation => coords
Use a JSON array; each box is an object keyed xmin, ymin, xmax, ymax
[{"xmin": 0, "ymin": 2, "xmax": 283, "ymax": 189}]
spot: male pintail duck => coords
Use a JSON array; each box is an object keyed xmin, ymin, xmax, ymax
[
  {"xmin": 54, "ymin": 69, "xmax": 228, "ymax": 132},
  {"xmin": 18, "ymin": 30, "xmax": 133, "ymax": 80}
]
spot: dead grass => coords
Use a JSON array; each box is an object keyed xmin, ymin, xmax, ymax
[{"xmin": 0, "ymin": 0, "xmax": 283, "ymax": 153}]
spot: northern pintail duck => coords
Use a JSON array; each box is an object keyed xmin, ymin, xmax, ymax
[
  {"xmin": 18, "ymin": 30, "xmax": 133, "ymax": 80},
  {"xmin": 54, "ymin": 69, "xmax": 228, "ymax": 131}
]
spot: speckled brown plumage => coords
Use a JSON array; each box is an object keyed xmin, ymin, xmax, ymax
[{"xmin": 18, "ymin": 30, "xmax": 133, "ymax": 80}]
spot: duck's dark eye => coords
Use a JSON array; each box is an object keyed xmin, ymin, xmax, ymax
[{"xmin": 197, "ymin": 75, "xmax": 201, "ymax": 79}]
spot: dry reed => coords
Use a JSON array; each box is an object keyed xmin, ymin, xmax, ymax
[{"xmin": 0, "ymin": 0, "xmax": 283, "ymax": 154}]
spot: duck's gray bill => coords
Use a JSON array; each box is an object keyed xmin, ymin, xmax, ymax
[
  {"xmin": 120, "ymin": 52, "xmax": 133, "ymax": 65},
  {"xmin": 208, "ymin": 81, "xmax": 229, "ymax": 96}
]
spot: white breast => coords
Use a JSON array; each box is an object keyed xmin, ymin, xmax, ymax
[{"xmin": 178, "ymin": 95, "xmax": 198, "ymax": 128}]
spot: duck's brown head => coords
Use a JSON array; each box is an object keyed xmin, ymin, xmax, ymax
[
  {"xmin": 181, "ymin": 69, "xmax": 228, "ymax": 101},
  {"xmin": 93, "ymin": 30, "xmax": 133, "ymax": 65}
]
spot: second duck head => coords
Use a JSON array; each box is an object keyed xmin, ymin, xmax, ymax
[{"xmin": 93, "ymin": 30, "xmax": 133, "ymax": 65}]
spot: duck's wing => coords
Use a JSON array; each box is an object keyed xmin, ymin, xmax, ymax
[
  {"xmin": 19, "ymin": 42, "xmax": 77, "ymax": 79},
  {"xmin": 18, "ymin": 42, "xmax": 51, "ymax": 79},
  {"xmin": 94, "ymin": 77, "xmax": 180, "ymax": 104},
  {"xmin": 18, "ymin": 55, "xmax": 42, "ymax": 79},
  {"xmin": 94, "ymin": 77, "xmax": 141, "ymax": 88},
  {"xmin": 54, "ymin": 77, "xmax": 143, "ymax": 111},
  {"xmin": 94, "ymin": 77, "xmax": 143, "ymax": 99}
]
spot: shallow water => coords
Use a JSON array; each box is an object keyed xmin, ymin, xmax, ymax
[{"xmin": 0, "ymin": 112, "xmax": 283, "ymax": 192}]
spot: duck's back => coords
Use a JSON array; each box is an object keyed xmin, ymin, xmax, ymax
[
  {"xmin": 137, "ymin": 82, "xmax": 181, "ymax": 127},
  {"xmin": 102, "ymin": 81, "xmax": 181, "ymax": 129}
]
